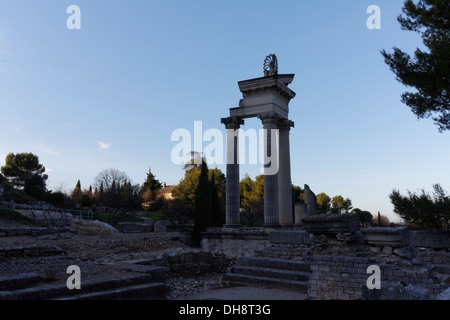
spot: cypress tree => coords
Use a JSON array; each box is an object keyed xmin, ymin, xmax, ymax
[
  {"xmin": 192, "ymin": 158, "xmax": 212, "ymax": 247},
  {"xmin": 210, "ymin": 173, "xmax": 224, "ymax": 227}
]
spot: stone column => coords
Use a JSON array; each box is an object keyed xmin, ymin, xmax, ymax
[
  {"xmin": 304, "ymin": 184, "xmax": 317, "ymax": 216},
  {"xmin": 278, "ymin": 119, "xmax": 294, "ymax": 227},
  {"xmin": 294, "ymin": 202, "xmax": 307, "ymax": 226},
  {"xmin": 258, "ymin": 112, "xmax": 280, "ymax": 228},
  {"xmin": 221, "ymin": 117, "xmax": 244, "ymax": 227}
]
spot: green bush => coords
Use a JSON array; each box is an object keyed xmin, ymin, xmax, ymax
[{"xmin": 389, "ymin": 184, "xmax": 450, "ymax": 230}]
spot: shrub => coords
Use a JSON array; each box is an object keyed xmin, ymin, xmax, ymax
[{"xmin": 389, "ymin": 184, "xmax": 450, "ymax": 230}]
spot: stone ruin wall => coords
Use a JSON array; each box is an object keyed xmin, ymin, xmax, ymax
[{"xmin": 259, "ymin": 229, "xmax": 449, "ymax": 300}]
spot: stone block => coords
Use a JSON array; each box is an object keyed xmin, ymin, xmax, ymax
[
  {"xmin": 382, "ymin": 246, "xmax": 393, "ymax": 254},
  {"xmin": 302, "ymin": 214, "xmax": 360, "ymax": 235},
  {"xmin": 361, "ymin": 227, "xmax": 410, "ymax": 248},
  {"xmin": 393, "ymin": 246, "xmax": 416, "ymax": 259},
  {"xmin": 409, "ymin": 230, "xmax": 450, "ymax": 249},
  {"xmin": 269, "ymin": 230, "xmax": 311, "ymax": 245}
]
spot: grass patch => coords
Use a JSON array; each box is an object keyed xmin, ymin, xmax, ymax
[{"xmin": 144, "ymin": 211, "xmax": 167, "ymax": 221}]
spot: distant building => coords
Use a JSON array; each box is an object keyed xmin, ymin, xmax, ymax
[
  {"xmin": 159, "ymin": 183, "xmax": 176, "ymax": 201},
  {"xmin": 142, "ymin": 183, "xmax": 176, "ymax": 210}
]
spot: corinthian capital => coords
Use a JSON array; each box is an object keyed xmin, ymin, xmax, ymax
[
  {"xmin": 221, "ymin": 117, "xmax": 244, "ymax": 130},
  {"xmin": 258, "ymin": 112, "xmax": 282, "ymax": 129},
  {"xmin": 278, "ymin": 118, "xmax": 295, "ymax": 131}
]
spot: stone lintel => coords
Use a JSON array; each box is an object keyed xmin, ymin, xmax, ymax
[{"xmin": 230, "ymin": 103, "xmax": 288, "ymax": 119}]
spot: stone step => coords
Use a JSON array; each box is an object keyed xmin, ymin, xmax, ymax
[
  {"xmin": 223, "ymin": 273, "xmax": 308, "ymax": 293},
  {"xmin": 53, "ymin": 282, "xmax": 166, "ymax": 300},
  {"xmin": 0, "ymin": 274, "xmax": 161, "ymax": 300},
  {"xmin": 230, "ymin": 265, "xmax": 310, "ymax": 282},
  {"xmin": 0, "ymin": 273, "xmax": 45, "ymax": 291},
  {"xmin": 237, "ymin": 257, "xmax": 311, "ymax": 273}
]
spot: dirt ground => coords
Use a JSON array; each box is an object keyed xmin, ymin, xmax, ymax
[{"xmin": 0, "ymin": 219, "xmax": 193, "ymax": 284}]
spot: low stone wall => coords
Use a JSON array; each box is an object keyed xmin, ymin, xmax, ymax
[
  {"xmin": 307, "ymin": 255, "xmax": 370, "ymax": 300},
  {"xmin": 408, "ymin": 230, "xmax": 450, "ymax": 267},
  {"xmin": 410, "ymin": 230, "xmax": 450, "ymax": 248},
  {"xmin": 201, "ymin": 227, "xmax": 270, "ymax": 258},
  {"xmin": 306, "ymin": 255, "xmax": 446, "ymax": 300},
  {"xmin": 134, "ymin": 250, "xmax": 233, "ymax": 276}
]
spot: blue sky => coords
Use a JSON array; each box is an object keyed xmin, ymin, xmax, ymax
[{"xmin": 0, "ymin": 1, "xmax": 449, "ymax": 222}]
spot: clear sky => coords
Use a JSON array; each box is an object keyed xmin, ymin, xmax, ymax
[{"xmin": 0, "ymin": 1, "xmax": 449, "ymax": 222}]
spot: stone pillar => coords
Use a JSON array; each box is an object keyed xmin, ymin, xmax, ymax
[
  {"xmin": 294, "ymin": 202, "xmax": 307, "ymax": 226},
  {"xmin": 278, "ymin": 119, "xmax": 294, "ymax": 227},
  {"xmin": 259, "ymin": 112, "xmax": 280, "ymax": 228},
  {"xmin": 221, "ymin": 117, "xmax": 244, "ymax": 227},
  {"xmin": 304, "ymin": 184, "xmax": 317, "ymax": 216}
]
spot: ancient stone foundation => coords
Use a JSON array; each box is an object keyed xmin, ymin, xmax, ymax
[{"xmin": 202, "ymin": 224, "xmax": 450, "ymax": 300}]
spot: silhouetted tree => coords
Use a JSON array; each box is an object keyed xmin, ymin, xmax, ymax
[
  {"xmin": 381, "ymin": 0, "xmax": 450, "ymax": 131},
  {"xmin": 390, "ymin": 184, "xmax": 450, "ymax": 229},
  {"xmin": 1, "ymin": 153, "xmax": 48, "ymax": 200},
  {"xmin": 140, "ymin": 167, "xmax": 162, "ymax": 202},
  {"xmin": 192, "ymin": 159, "xmax": 212, "ymax": 247}
]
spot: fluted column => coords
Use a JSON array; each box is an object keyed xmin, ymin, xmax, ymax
[
  {"xmin": 221, "ymin": 117, "xmax": 244, "ymax": 227},
  {"xmin": 278, "ymin": 119, "xmax": 294, "ymax": 227},
  {"xmin": 258, "ymin": 112, "xmax": 280, "ymax": 228}
]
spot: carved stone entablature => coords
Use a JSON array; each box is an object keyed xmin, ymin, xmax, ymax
[
  {"xmin": 238, "ymin": 75, "xmax": 296, "ymax": 102},
  {"xmin": 221, "ymin": 117, "xmax": 244, "ymax": 130}
]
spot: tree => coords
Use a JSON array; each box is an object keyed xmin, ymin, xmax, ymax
[
  {"xmin": 316, "ymin": 193, "xmax": 332, "ymax": 214},
  {"xmin": 331, "ymin": 195, "xmax": 353, "ymax": 213},
  {"xmin": 351, "ymin": 208, "xmax": 374, "ymax": 226},
  {"xmin": 98, "ymin": 182, "xmax": 105, "ymax": 206},
  {"xmin": 240, "ymin": 174, "xmax": 264, "ymax": 226},
  {"xmin": 183, "ymin": 151, "xmax": 204, "ymax": 170},
  {"xmin": 381, "ymin": 0, "xmax": 450, "ymax": 132},
  {"xmin": 0, "ymin": 173, "xmax": 5, "ymax": 200},
  {"xmin": 192, "ymin": 159, "xmax": 212, "ymax": 247},
  {"xmin": 140, "ymin": 168, "xmax": 162, "ymax": 202},
  {"xmin": 161, "ymin": 199, "xmax": 194, "ymax": 228},
  {"xmin": 72, "ymin": 180, "xmax": 82, "ymax": 203},
  {"xmin": 120, "ymin": 180, "xmax": 141, "ymax": 210},
  {"xmin": 389, "ymin": 184, "xmax": 450, "ymax": 229},
  {"xmin": 173, "ymin": 167, "xmax": 201, "ymax": 205},
  {"xmin": 173, "ymin": 165, "xmax": 225, "ymax": 208},
  {"xmin": 1, "ymin": 153, "xmax": 48, "ymax": 199},
  {"xmin": 291, "ymin": 184, "xmax": 303, "ymax": 203},
  {"xmin": 94, "ymin": 168, "xmax": 130, "ymax": 189},
  {"xmin": 373, "ymin": 212, "xmax": 391, "ymax": 227},
  {"xmin": 210, "ymin": 173, "xmax": 225, "ymax": 227}
]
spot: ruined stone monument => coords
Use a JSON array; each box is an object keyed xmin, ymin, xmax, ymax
[
  {"xmin": 294, "ymin": 185, "xmax": 317, "ymax": 226},
  {"xmin": 221, "ymin": 54, "xmax": 296, "ymax": 228}
]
